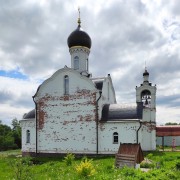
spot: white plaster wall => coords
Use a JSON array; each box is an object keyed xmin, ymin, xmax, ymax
[
  {"xmin": 35, "ymin": 68, "xmax": 96, "ymax": 98},
  {"xmin": 36, "ymin": 94, "xmax": 97, "ymax": 153},
  {"xmin": 143, "ymin": 109, "xmax": 156, "ymax": 122},
  {"xmin": 35, "ymin": 69, "xmax": 98, "ymax": 154},
  {"xmin": 21, "ymin": 119, "xmax": 36, "ymax": 152},
  {"xmin": 70, "ymin": 47, "xmax": 90, "ymax": 73},
  {"xmin": 38, "ymin": 121, "xmax": 96, "ymax": 153},
  {"xmin": 101, "ymin": 77, "xmax": 116, "ymax": 104},
  {"xmin": 140, "ymin": 108, "xmax": 156, "ymax": 150},
  {"xmin": 98, "ymin": 77, "xmax": 116, "ymax": 119},
  {"xmin": 140, "ymin": 125, "xmax": 156, "ymax": 150},
  {"xmin": 98, "ymin": 121, "xmax": 140, "ymax": 154}
]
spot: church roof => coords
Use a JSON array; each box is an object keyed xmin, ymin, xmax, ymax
[
  {"xmin": 143, "ymin": 69, "xmax": 149, "ymax": 76},
  {"xmin": 23, "ymin": 109, "xmax": 35, "ymax": 119},
  {"xmin": 67, "ymin": 25, "xmax": 91, "ymax": 49},
  {"xmin": 91, "ymin": 78, "xmax": 105, "ymax": 90},
  {"xmin": 101, "ymin": 102, "xmax": 143, "ymax": 121}
]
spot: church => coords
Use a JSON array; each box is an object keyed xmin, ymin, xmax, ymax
[{"xmin": 20, "ymin": 14, "xmax": 156, "ymax": 156}]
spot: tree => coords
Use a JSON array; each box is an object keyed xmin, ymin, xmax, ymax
[
  {"xmin": 12, "ymin": 118, "xmax": 20, "ymax": 131},
  {"xmin": 11, "ymin": 118, "xmax": 21, "ymax": 148},
  {"xmin": 0, "ymin": 118, "xmax": 21, "ymax": 151},
  {"xmin": 0, "ymin": 123, "xmax": 17, "ymax": 150}
]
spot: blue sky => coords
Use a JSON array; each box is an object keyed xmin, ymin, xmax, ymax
[
  {"xmin": 0, "ymin": 69, "xmax": 28, "ymax": 80},
  {"xmin": 0, "ymin": 0, "xmax": 180, "ymax": 125}
]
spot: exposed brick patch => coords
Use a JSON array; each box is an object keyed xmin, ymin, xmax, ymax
[
  {"xmin": 37, "ymin": 101, "xmax": 47, "ymax": 130},
  {"xmin": 36, "ymin": 89, "xmax": 97, "ymax": 130},
  {"xmin": 142, "ymin": 122, "xmax": 156, "ymax": 132},
  {"xmin": 99, "ymin": 123, "xmax": 105, "ymax": 131}
]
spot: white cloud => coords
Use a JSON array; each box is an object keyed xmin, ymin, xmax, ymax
[{"xmin": 0, "ymin": 0, "xmax": 180, "ymax": 125}]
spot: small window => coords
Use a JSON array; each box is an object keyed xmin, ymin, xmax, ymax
[
  {"xmin": 113, "ymin": 132, "xmax": 118, "ymax": 144},
  {"xmin": 74, "ymin": 56, "xmax": 79, "ymax": 70},
  {"xmin": 64, "ymin": 75, "xmax": 69, "ymax": 95},
  {"xmin": 26, "ymin": 130, "xmax": 30, "ymax": 143},
  {"xmin": 86, "ymin": 59, "xmax": 88, "ymax": 71}
]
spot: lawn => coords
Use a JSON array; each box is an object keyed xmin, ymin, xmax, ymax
[{"xmin": 0, "ymin": 150, "xmax": 180, "ymax": 180}]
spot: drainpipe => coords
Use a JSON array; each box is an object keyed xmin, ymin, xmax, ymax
[
  {"xmin": 96, "ymin": 91, "xmax": 102, "ymax": 155},
  {"xmin": 33, "ymin": 96, "xmax": 38, "ymax": 155},
  {"xmin": 137, "ymin": 120, "xmax": 142, "ymax": 144}
]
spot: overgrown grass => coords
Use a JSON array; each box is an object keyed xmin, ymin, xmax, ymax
[{"xmin": 0, "ymin": 150, "xmax": 180, "ymax": 179}]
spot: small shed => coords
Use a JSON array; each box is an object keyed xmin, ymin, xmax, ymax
[{"xmin": 115, "ymin": 143, "xmax": 144, "ymax": 168}]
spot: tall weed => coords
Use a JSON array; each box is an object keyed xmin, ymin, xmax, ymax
[
  {"xmin": 63, "ymin": 153, "xmax": 75, "ymax": 166},
  {"xmin": 76, "ymin": 158, "xmax": 95, "ymax": 177}
]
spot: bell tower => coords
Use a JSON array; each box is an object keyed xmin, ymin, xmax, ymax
[
  {"xmin": 136, "ymin": 68, "xmax": 157, "ymax": 150},
  {"xmin": 67, "ymin": 8, "xmax": 91, "ymax": 76}
]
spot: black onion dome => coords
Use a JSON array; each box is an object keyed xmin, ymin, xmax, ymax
[
  {"xmin": 143, "ymin": 70, "xmax": 149, "ymax": 76},
  {"xmin": 67, "ymin": 25, "xmax": 91, "ymax": 49}
]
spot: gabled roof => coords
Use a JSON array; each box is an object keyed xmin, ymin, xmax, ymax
[
  {"xmin": 91, "ymin": 77, "xmax": 105, "ymax": 91},
  {"xmin": 156, "ymin": 126, "xmax": 180, "ymax": 136},
  {"xmin": 101, "ymin": 102, "xmax": 143, "ymax": 122}
]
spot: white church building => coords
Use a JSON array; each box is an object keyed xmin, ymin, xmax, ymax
[{"xmin": 20, "ymin": 15, "xmax": 156, "ymax": 156}]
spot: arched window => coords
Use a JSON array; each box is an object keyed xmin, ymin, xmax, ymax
[
  {"xmin": 26, "ymin": 130, "xmax": 30, "ymax": 143},
  {"xmin": 141, "ymin": 90, "xmax": 151, "ymax": 107},
  {"xmin": 113, "ymin": 132, "xmax": 118, "ymax": 144},
  {"xmin": 64, "ymin": 75, "xmax": 69, "ymax": 95},
  {"xmin": 74, "ymin": 56, "xmax": 79, "ymax": 70}
]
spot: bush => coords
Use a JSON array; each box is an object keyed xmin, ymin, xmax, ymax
[
  {"xmin": 176, "ymin": 161, "xmax": 180, "ymax": 170},
  {"xmin": 147, "ymin": 153, "xmax": 153, "ymax": 159},
  {"xmin": 140, "ymin": 162, "xmax": 155, "ymax": 168},
  {"xmin": 76, "ymin": 158, "xmax": 95, "ymax": 177},
  {"xmin": 63, "ymin": 153, "xmax": 75, "ymax": 166},
  {"xmin": 8, "ymin": 158, "xmax": 33, "ymax": 180}
]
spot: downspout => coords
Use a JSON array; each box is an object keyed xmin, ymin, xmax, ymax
[
  {"xmin": 33, "ymin": 96, "xmax": 38, "ymax": 155},
  {"xmin": 137, "ymin": 120, "xmax": 142, "ymax": 144},
  {"xmin": 96, "ymin": 91, "xmax": 102, "ymax": 155}
]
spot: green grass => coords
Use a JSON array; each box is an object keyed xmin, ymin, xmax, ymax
[{"xmin": 0, "ymin": 150, "xmax": 180, "ymax": 179}]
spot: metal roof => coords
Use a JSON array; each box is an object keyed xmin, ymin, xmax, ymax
[
  {"xmin": 101, "ymin": 103, "xmax": 143, "ymax": 121},
  {"xmin": 67, "ymin": 25, "xmax": 91, "ymax": 49},
  {"xmin": 156, "ymin": 126, "xmax": 180, "ymax": 136},
  {"xmin": 23, "ymin": 109, "xmax": 35, "ymax": 119}
]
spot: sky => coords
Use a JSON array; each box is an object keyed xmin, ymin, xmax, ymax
[{"xmin": 0, "ymin": 0, "xmax": 180, "ymax": 126}]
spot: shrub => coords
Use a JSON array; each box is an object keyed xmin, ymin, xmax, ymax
[
  {"xmin": 76, "ymin": 158, "xmax": 95, "ymax": 177},
  {"xmin": 106, "ymin": 164, "xmax": 115, "ymax": 173},
  {"xmin": 147, "ymin": 153, "xmax": 153, "ymax": 159},
  {"xmin": 63, "ymin": 153, "xmax": 75, "ymax": 166},
  {"xmin": 176, "ymin": 161, "xmax": 180, "ymax": 170},
  {"xmin": 177, "ymin": 156, "xmax": 180, "ymax": 160},
  {"xmin": 140, "ymin": 162, "xmax": 155, "ymax": 168},
  {"xmin": 8, "ymin": 158, "xmax": 33, "ymax": 180},
  {"xmin": 29, "ymin": 158, "xmax": 42, "ymax": 165}
]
